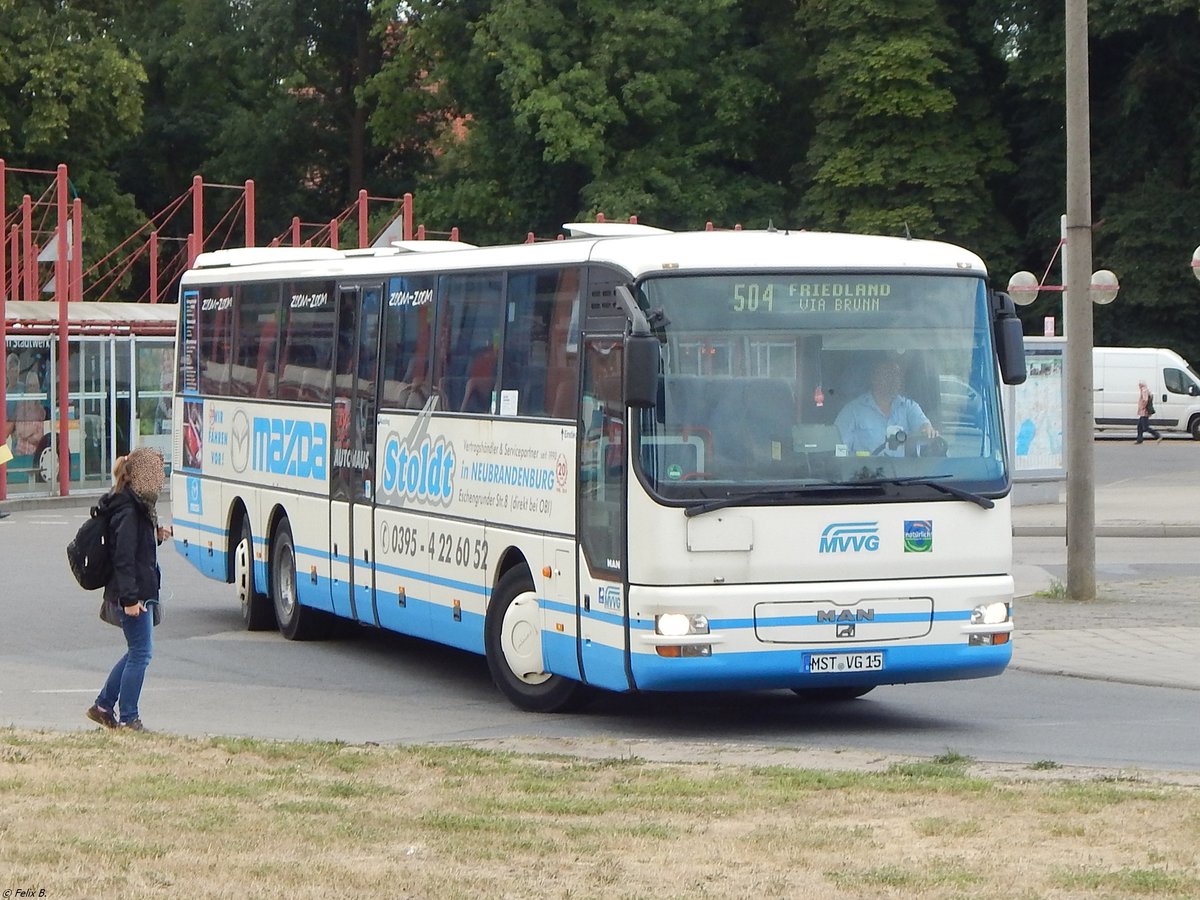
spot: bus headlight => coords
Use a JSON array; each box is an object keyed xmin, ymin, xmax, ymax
[
  {"xmin": 655, "ymin": 613, "xmax": 710, "ymax": 637},
  {"xmin": 971, "ymin": 601, "xmax": 1010, "ymax": 626}
]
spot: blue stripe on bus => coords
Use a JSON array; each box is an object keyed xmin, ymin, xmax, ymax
[
  {"xmin": 365, "ymin": 558, "xmax": 491, "ymax": 597},
  {"xmin": 177, "ymin": 540, "xmax": 1004, "ymax": 693},
  {"xmin": 174, "ymin": 516, "xmax": 228, "ymax": 539}
]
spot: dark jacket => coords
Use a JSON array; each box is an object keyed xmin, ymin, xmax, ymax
[{"xmin": 100, "ymin": 487, "xmax": 160, "ymax": 609}]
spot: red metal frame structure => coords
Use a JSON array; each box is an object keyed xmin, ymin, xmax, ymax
[
  {"xmin": 271, "ymin": 190, "xmax": 418, "ymax": 249},
  {"xmin": 1, "ymin": 161, "xmax": 76, "ymax": 495},
  {"xmin": 2, "ymin": 163, "xmax": 420, "ymax": 498}
]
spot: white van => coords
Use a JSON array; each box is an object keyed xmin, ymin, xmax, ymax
[{"xmin": 1092, "ymin": 347, "xmax": 1200, "ymax": 439}]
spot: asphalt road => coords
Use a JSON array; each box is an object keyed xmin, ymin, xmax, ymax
[{"xmin": 3, "ymin": 439, "xmax": 1198, "ymax": 773}]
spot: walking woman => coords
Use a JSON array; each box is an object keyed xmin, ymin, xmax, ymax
[
  {"xmin": 1136, "ymin": 380, "xmax": 1162, "ymax": 444},
  {"xmin": 86, "ymin": 448, "xmax": 172, "ymax": 732}
]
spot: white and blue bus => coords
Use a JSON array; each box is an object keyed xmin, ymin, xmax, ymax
[{"xmin": 170, "ymin": 224, "xmax": 1026, "ymax": 711}]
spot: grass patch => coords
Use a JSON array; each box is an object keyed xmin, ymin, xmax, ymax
[
  {"xmin": 2, "ymin": 728, "xmax": 1199, "ymax": 899},
  {"xmin": 1035, "ymin": 578, "xmax": 1069, "ymax": 599}
]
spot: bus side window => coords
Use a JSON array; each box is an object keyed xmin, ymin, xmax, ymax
[
  {"xmin": 503, "ymin": 267, "xmax": 580, "ymax": 417},
  {"xmin": 199, "ymin": 288, "xmax": 231, "ymax": 395},
  {"xmin": 232, "ymin": 283, "xmax": 280, "ymax": 399},
  {"xmin": 380, "ymin": 275, "xmax": 437, "ymax": 410},
  {"xmin": 435, "ymin": 273, "xmax": 503, "ymax": 413},
  {"xmin": 278, "ymin": 283, "xmax": 335, "ymax": 403}
]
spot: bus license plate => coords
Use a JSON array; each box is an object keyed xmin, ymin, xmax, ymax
[{"xmin": 807, "ymin": 652, "xmax": 884, "ymax": 673}]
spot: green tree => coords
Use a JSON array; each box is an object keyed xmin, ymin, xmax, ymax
[
  {"xmin": 391, "ymin": 0, "xmax": 791, "ymax": 242},
  {"xmin": 796, "ymin": 0, "xmax": 1012, "ymax": 256},
  {"xmin": 795, "ymin": 0, "xmax": 1014, "ymax": 260},
  {"xmin": 113, "ymin": 0, "xmax": 408, "ymax": 245},
  {"xmin": 1002, "ymin": 0, "xmax": 1200, "ymax": 361},
  {"xmin": 0, "ymin": 0, "xmax": 147, "ymax": 269}
]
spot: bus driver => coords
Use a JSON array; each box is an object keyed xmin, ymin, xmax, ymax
[{"xmin": 835, "ymin": 355, "xmax": 937, "ymax": 456}]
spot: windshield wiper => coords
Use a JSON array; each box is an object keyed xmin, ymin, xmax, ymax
[
  {"xmin": 684, "ymin": 483, "xmax": 881, "ymax": 518},
  {"xmin": 683, "ymin": 475, "xmax": 996, "ymax": 517},
  {"xmin": 854, "ymin": 475, "xmax": 995, "ymax": 509}
]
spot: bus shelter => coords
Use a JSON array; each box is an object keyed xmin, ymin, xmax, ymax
[{"xmin": 2, "ymin": 301, "xmax": 177, "ymax": 498}]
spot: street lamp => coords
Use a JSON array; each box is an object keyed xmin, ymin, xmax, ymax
[
  {"xmin": 1006, "ymin": 236, "xmax": 1119, "ymax": 605},
  {"xmin": 1006, "ymin": 265, "xmax": 1119, "ymax": 333},
  {"xmin": 1191, "ymin": 245, "xmax": 1200, "ymax": 283}
]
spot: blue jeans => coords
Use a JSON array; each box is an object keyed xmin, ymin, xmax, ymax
[{"xmin": 96, "ymin": 606, "xmax": 154, "ymax": 724}]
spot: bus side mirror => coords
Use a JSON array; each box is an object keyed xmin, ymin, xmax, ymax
[
  {"xmin": 624, "ymin": 333, "xmax": 660, "ymax": 408},
  {"xmin": 992, "ymin": 292, "xmax": 1027, "ymax": 385}
]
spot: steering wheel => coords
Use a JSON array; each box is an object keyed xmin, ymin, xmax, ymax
[{"xmin": 871, "ymin": 429, "xmax": 907, "ymax": 456}]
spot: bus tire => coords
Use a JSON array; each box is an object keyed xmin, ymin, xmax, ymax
[
  {"xmin": 35, "ymin": 437, "xmax": 55, "ymax": 483},
  {"xmin": 237, "ymin": 515, "xmax": 275, "ymax": 631},
  {"xmin": 485, "ymin": 567, "xmax": 585, "ymax": 713},
  {"xmin": 791, "ymin": 685, "xmax": 875, "ymax": 702},
  {"xmin": 271, "ymin": 519, "xmax": 331, "ymax": 641}
]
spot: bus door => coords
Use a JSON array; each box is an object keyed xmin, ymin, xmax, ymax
[
  {"xmin": 330, "ymin": 282, "xmax": 384, "ymax": 626},
  {"xmin": 576, "ymin": 336, "xmax": 631, "ymax": 690}
]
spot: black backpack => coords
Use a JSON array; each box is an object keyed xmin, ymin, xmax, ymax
[{"xmin": 67, "ymin": 505, "xmax": 113, "ymax": 591}]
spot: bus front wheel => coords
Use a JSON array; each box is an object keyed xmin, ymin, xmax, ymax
[
  {"xmin": 237, "ymin": 514, "xmax": 275, "ymax": 631},
  {"xmin": 485, "ymin": 567, "xmax": 585, "ymax": 713},
  {"xmin": 271, "ymin": 519, "xmax": 331, "ymax": 641}
]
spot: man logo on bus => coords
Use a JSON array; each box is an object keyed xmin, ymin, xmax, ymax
[
  {"xmin": 380, "ymin": 432, "xmax": 455, "ymax": 506},
  {"xmin": 818, "ymin": 522, "xmax": 880, "ymax": 553}
]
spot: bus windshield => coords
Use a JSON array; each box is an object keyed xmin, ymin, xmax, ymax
[{"xmin": 635, "ymin": 272, "xmax": 1008, "ymax": 503}]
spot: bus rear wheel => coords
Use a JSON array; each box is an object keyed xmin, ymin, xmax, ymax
[
  {"xmin": 485, "ymin": 567, "xmax": 585, "ymax": 713},
  {"xmin": 271, "ymin": 519, "xmax": 331, "ymax": 641},
  {"xmin": 791, "ymin": 686, "xmax": 875, "ymax": 702},
  {"xmin": 237, "ymin": 514, "xmax": 275, "ymax": 631}
]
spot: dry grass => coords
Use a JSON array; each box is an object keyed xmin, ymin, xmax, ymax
[{"xmin": 2, "ymin": 728, "xmax": 1200, "ymax": 898}]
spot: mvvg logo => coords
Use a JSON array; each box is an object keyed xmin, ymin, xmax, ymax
[
  {"xmin": 597, "ymin": 585, "xmax": 622, "ymax": 611},
  {"xmin": 818, "ymin": 521, "xmax": 880, "ymax": 554}
]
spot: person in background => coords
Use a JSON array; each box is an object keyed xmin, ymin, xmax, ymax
[
  {"xmin": 1136, "ymin": 380, "xmax": 1162, "ymax": 444},
  {"xmin": 835, "ymin": 355, "xmax": 937, "ymax": 457},
  {"xmin": 86, "ymin": 448, "xmax": 172, "ymax": 732}
]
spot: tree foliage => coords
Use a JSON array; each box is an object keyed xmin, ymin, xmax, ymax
[
  {"xmin": 4, "ymin": 0, "xmax": 1200, "ymax": 359},
  {"xmin": 396, "ymin": 0, "xmax": 792, "ymax": 241},
  {"xmin": 0, "ymin": 0, "xmax": 147, "ymax": 262},
  {"xmin": 795, "ymin": 0, "xmax": 1015, "ymax": 260}
]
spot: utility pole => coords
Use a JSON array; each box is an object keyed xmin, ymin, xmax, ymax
[{"xmin": 1064, "ymin": 0, "xmax": 1096, "ymax": 601}]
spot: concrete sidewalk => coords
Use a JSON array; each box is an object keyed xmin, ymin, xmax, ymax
[{"xmin": 1011, "ymin": 464, "xmax": 1200, "ymax": 691}]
